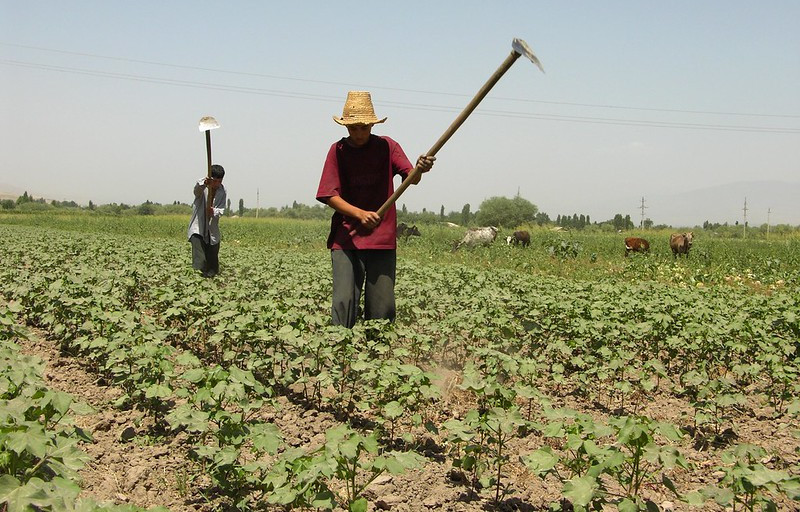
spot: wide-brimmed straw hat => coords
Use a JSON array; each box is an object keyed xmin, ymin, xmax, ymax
[{"xmin": 333, "ymin": 91, "xmax": 387, "ymax": 126}]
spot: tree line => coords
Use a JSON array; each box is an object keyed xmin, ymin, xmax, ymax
[{"xmin": 3, "ymin": 191, "xmax": 798, "ymax": 234}]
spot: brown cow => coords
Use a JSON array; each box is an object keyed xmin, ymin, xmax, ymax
[
  {"xmin": 624, "ymin": 237, "xmax": 650, "ymax": 257},
  {"xmin": 506, "ymin": 230, "xmax": 531, "ymax": 247},
  {"xmin": 669, "ymin": 232, "xmax": 694, "ymax": 258}
]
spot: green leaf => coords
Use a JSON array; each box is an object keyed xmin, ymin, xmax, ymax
[
  {"xmin": 250, "ymin": 422, "xmax": 283, "ymax": 455},
  {"xmin": 563, "ymin": 475, "xmax": 599, "ymax": 507},
  {"xmin": 7, "ymin": 426, "xmax": 49, "ymax": 459},
  {"xmin": 521, "ymin": 447, "xmax": 558, "ymax": 475},
  {"xmin": 0, "ymin": 474, "xmax": 21, "ymax": 501},
  {"xmin": 44, "ymin": 391, "xmax": 73, "ymax": 416},
  {"xmin": 339, "ymin": 436, "xmax": 361, "ymax": 460},
  {"xmin": 382, "ymin": 401, "xmax": 404, "ymax": 420},
  {"xmin": 310, "ymin": 489, "xmax": 337, "ymax": 508},
  {"xmin": 144, "ymin": 383, "xmax": 171, "ymax": 399},
  {"xmin": 348, "ymin": 497, "xmax": 368, "ymax": 512},
  {"xmin": 181, "ymin": 368, "xmax": 206, "ymax": 383}
]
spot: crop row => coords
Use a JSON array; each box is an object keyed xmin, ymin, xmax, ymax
[{"xmin": 0, "ymin": 301, "xmax": 167, "ymax": 512}]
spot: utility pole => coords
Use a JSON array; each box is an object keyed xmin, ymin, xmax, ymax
[
  {"xmin": 742, "ymin": 197, "xmax": 748, "ymax": 239},
  {"xmin": 767, "ymin": 207, "xmax": 771, "ymax": 237},
  {"xmin": 256, "ymin": 188, "xmax": 260, "ymax": 219},
  {"xmin": 639, "ymin": 196, "xmax": 648, "ymax": 228}
]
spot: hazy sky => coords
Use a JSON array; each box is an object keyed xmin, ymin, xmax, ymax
[{"xmin": 2, "ymin": 1, "xmax": 798, "ymax": 226}]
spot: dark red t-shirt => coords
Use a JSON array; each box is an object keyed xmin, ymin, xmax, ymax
[{"xmin": 316, "ymin": 135, "xmax": 413, "ymax": 249}]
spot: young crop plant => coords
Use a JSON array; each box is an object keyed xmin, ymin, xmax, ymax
[
  {"xmin": 0, "ymin": 340, "xmax": 95, "ymax": 511},
  {"xmin": 513, "ymin": 356, "xmax": 546, "ymax": 422},
  {"xmin": 757, "ymin": 349, "xmax": 800, "ymax": 417},
  {"xmin": 444, "ymin": 405, "xmax": 527, "ymax": 505},
  {"xmin": 523, "ymin": 410, "xmax": 690, "ymax": 511},
  {"xmin": 682, "ymin": 443, "xmax": 800, "ymax": 511},
  {"xmin": 681, "ymin": 371, "xmax": 746, "ymax": 449},
  {"xmin": 264, "ymin": 424, "xmax": 425, "ymax": 511},
  {"xmin": 262, "ymin": 447, "xmax": 338, "ymax": 509},
  {"xmin": 368, "ymin": 358, "xmax": 439, "ymax": 445},
  {"xmin": 167, "ymin": 358, "xmax": 281, "ymax": 508},
  {"xmin": 0, "ymin": 301, "xmax": 26, "ymax": 341},
  {"xmin": 604, "ymin": 415, "xmax": 690, "ymax": 510},
  {"xmin": 523, "ymin": 407, "xmax": 615, "ymax": 509}
]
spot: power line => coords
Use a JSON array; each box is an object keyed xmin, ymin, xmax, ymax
[
  {"xmin": 3, "ymin": 41, "xmax": 799, "ymax": 120},
  {"xmin": 3, "ymin": 58, "xmax": 799, "ymax": 134}
]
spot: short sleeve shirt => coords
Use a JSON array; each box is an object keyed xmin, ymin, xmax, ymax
[{"xmin": 316, "ymin": 135, "xmax": 413, "ymax": 249}]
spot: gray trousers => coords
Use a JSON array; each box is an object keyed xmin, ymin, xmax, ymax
[{"xmin": 331, "ymin": 249, "xmax": 396, "ymax": 328}]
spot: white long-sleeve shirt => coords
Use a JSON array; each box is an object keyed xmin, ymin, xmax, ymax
[{"xmin": 187, "ymin": 178, "xmax": 226, "ymax": 245}]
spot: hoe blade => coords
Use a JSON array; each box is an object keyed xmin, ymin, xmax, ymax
[
  {"xmin": 198, "ymin": 116, "xmax": 220, "ymax": 132},
  {"xmin": 512, "ymin": 38, "xmax": 545, "ymax": 73}
]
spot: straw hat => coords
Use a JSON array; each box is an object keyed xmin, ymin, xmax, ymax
[{"xmin": 333, "ymin": 91, "xmax": 387, "ymax": 126}]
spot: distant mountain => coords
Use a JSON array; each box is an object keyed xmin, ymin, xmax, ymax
[{"xmin": 646, "ymin": 181, "xmax": 800, "ymax": 227}]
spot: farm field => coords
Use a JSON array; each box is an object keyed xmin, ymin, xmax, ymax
[{"xmin": 1, "ymin": 214, "xmax": 799, "ymax": 511}]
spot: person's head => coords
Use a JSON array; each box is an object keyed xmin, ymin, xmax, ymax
[
  {"xmin": 210, "ymin": 164, "xmax": 225, "ymax": 180},
  {"xmin": 345, "ymin": 123, "xmax": 373, "ymax": 147},
  {"xmin": 333, "ymin": 91, "xmax": 386, "ymax": 146}
]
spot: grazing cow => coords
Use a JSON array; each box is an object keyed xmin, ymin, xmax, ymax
[
  {"xmin": 624, "ymin": 237, "xmax": 650, "ymax": 257},
  {"xmin": 669, "ymin": 232, "xmax": 694, "ymax": 258},
  {"xmin": 453, "ymin": 226, "xmax": 498, "ymax": 250},
  {"xmin": 397, "ymin": 222, "xmax": 421, "ymax": 240},
  {"xmin": 505, "ymin": 230, "xmax": 530, "ymax": 247}
]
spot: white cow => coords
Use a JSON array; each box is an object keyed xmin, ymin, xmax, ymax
[{"xmin": 454, "ymin": 226, "xmax": 498, "ymax": 250}]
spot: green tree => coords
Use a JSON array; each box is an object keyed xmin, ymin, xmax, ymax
[
  {"xmin": 461, "ymin": 203, "xmax": 471, "ymax": 226},
  {"xmin": 138, "ymin": 201, "xmax": 155, "ymax": 216},
  {"xmin": 535, "ymin": 212, "xmax": 550, "ymax": 226},
  {"xmin": 238, "ymin": 198, "xmax": 244, "ymax": 217},
  {"xmin": 475, "ymin": 196, "xmax": 538, "ymax": 228}
]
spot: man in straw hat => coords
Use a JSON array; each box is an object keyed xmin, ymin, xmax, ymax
[{"xmin": 316, "ymin": 91, "xmax": 435, "ymax": 327}]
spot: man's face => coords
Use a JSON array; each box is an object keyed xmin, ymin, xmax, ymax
[
  {"xmin": 208, "ymin": 177, "xmax": 222, "ymax": 190},
  {"xmin": 346, "ymin": 123, "xmax": 373, "ymax": 147}
]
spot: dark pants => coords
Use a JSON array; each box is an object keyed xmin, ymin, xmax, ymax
[
  {"xmin": 331, "ymin": 249, "xmax": 396, "ymax": 328},
  {"xmin": 190, "ymin": 234, "xmax": 220, "ymax": 277}
]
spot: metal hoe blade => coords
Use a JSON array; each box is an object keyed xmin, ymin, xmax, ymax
[
  {"xmin": 512, "ymin": 38, "xmax": 545, "ymax": 73},
  {"xmin": 198, "ymin": 116, "xmax": 220, "ymax": 132}
]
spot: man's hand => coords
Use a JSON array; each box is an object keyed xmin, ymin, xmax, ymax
[
  {"xmin": 205, "ymin": 177, "xmax": 222, "ymax": 190},
  {"xmin": 356, "ymin": 209, "xmax": 381, "ymax": 230},
  {"xmin": 417, "ymin": 155, "xmax": 435, "ymax": 173},
  {"xmin": 407, "ymin": 155, "xmax": 436, "ymax": 185}
]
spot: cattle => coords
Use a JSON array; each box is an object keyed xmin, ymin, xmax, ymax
[
  {"xmin": 453, "ymin": 226, "xmax": 498, "ymax": 250},
  {"xmin": 505, "ymin": 230, "xmax": 530, "ymax": 247},
  {"xmin": 396, "ymin": 222, "xmax": 421, "ymax": 241},
  {"xmin": 624, "ymin": 237, "xmax": 650, "ymax": 257},
  {"xmin": 669, "ymin": 232, "xmax": 694, "ymax": 258}
]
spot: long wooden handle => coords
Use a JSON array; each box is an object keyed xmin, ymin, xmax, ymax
[
  {"xmin": 376, "ymin": 50, "xmax": 522, "ymax": 218},
  {"xmin": 205, "ymin": 130, "xmax": 214, "ymax": 236},
  {"xmin": 205, "ymin": 130, "xmax": 212, "ymax": 177}
]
